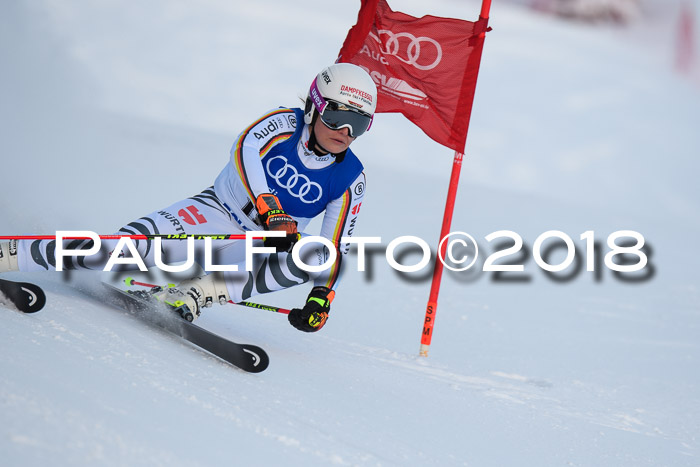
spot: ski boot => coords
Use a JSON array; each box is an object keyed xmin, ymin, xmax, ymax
[
  {"xmin": 0, "ymin": 241, "xmax": 19, "ymax": 273},
  {"xmin": 141, "ymin": 274, "xmax": 231, "ymax": 322}
]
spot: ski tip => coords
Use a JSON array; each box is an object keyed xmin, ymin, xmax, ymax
[
  {"xmin": 22, "ymin": 285, "xmax": 46, "ymax": 313},
  {"xmin": 3, "ymin": 282, "xmax": 47, "ymax": 313},
  {"xmin": 241, "ymin": 345, "xmax": 270, "ymax": 373}
]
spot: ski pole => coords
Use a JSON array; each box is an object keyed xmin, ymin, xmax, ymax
[
  {"xmin": 124, "ymin": 278, "xmax": 291, "ymax": 315},
  {"xmin": 234, "ymin": 301, "xmax": 290, "ymax": 315},
  {"xmin": 125, "ymin": 278, "xmax": 174, "ymax": 288}
]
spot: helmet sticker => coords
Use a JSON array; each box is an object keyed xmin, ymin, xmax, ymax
[
  {"xmin": 310, "ymin": 78, "xmax": 328, "ymax": 113},
  {"xmin": 321, "ymin": 70, "xmax": 331, "ymax": 84}
]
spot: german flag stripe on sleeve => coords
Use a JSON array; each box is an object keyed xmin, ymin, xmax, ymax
[
  {"xmin": 323, "ymin": 188, "xmax": 352, "ymax": 289},
  {"xmin": 232, "ymin": 108, "xmax": 294, "ymax": 201},
  {"xmin": 260, "ymin": 132, "xmax": 294, "ymax": 157},
  {"xmin": 330, "ymin": 189, "xmax": 352, "ymax": 248}
]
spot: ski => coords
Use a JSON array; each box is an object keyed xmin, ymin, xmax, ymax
[
  {"xmin": 0, "ymin": 278, "xmax": 46, "ymax": 313},
  {"xmin": 100, "ymin": 282, "xmax": 269, "ymax": 373}
]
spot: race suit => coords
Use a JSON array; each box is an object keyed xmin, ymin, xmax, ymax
[{"xmin": 15, "ymin": 107, "xmax": 366, "ymax": 302}]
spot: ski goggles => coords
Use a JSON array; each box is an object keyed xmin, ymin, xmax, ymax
[{"xmin": 310, "ymin": 79, "xmax": 373, "ymax": 138}]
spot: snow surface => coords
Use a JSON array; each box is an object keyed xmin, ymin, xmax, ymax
[{"xmin": 1, "ymin": 0, "xmax": 699, "ymax": 465}]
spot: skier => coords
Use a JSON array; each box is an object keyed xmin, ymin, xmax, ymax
[{"xmin": 0, "ymin": 63, "xmax": 377, "ymax": 333}]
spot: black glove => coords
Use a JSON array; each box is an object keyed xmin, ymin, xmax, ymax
[
  {"xmin": 256, "ymin": 193, "xmax": 299, "ymax": 252},
  {"xmin": 288, "ymin": 287, "xmax": 334, "ymax": 332}
]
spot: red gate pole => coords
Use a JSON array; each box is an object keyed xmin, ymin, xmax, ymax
[
  {"xmin": 419, "ymin": 150, "xmax": 464, "ymax": 357},
  {"xmin": 419, "ymin": 0, "xmax": 492, "ymax": 357}
]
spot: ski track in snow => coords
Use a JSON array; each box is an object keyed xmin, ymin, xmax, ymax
[{"xmin": 2, "ymin": 275, "xmax": 699, "ymax": 465}]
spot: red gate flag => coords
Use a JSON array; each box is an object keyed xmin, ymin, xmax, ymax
[
  {"xmin": 337, "ymin": 0, "xmax": 490, "ymax": 152},
  {"xmin": 676, "ymin": 2, "xmax": 696, "ymax": 73}
]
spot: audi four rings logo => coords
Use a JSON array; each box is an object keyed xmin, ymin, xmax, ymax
[
  {"xmin": 368, "ymin": 29, "xmax": 443, "ymax": 70},
  {"xmin": 266, "ymin": 156, "xmax": 323, "ymax": 204}
]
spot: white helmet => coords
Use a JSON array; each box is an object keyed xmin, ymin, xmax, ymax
[{"xmin": 304, "ymin": 63, "xmax": 378, "ymax": 138}]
